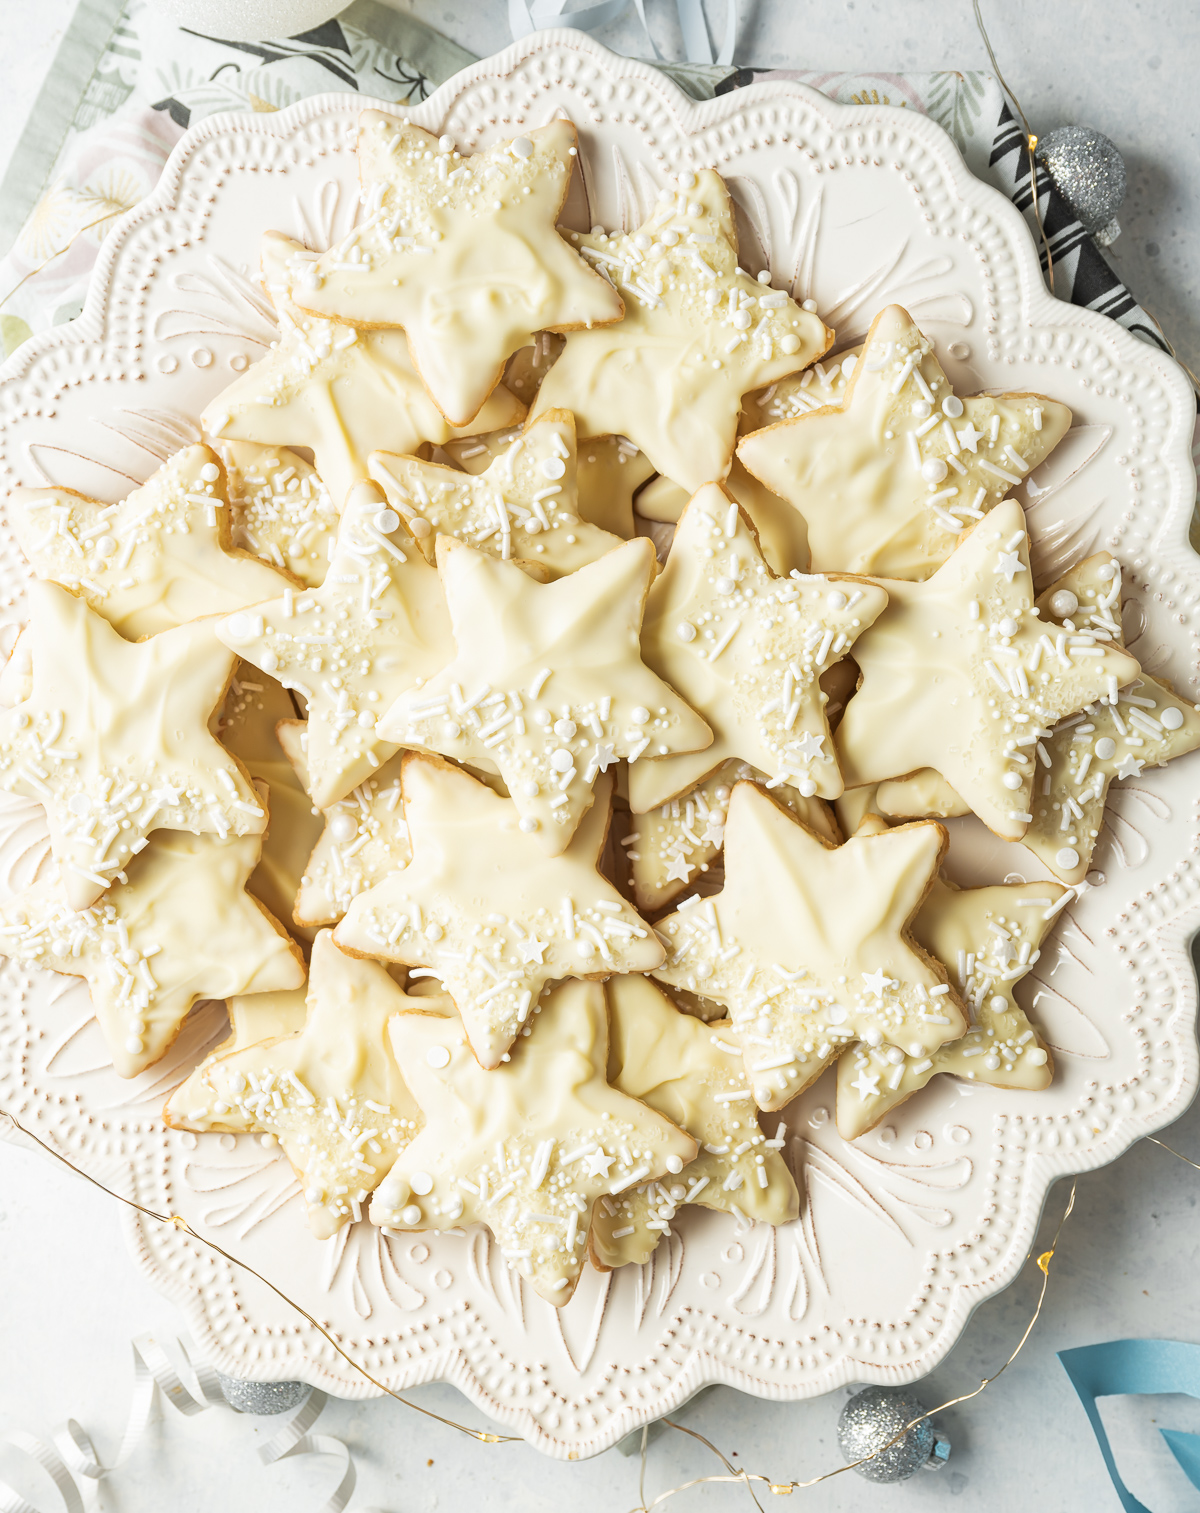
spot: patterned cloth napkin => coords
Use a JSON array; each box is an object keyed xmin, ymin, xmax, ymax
[{"xmin": 0, "ymin": 0, "xmax": 1170, "ymax": 371}]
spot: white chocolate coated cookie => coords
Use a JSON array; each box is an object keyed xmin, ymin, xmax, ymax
[
  {"xmin": 296, "ymin": 116, "xmax": 623, "ymax": 427},
  {"xmin": 170, "ymin": 984, "xmax": 308, "ymax": 1129},
  {"xmin": 219, "ymin": 441, "xmax": 339, "ymax": 589},
  {"xmin": 166, "ymin": 931, "xmax": 443, "ymax": 1239},
  {"xmin": 836, "ymin": 872, "xmax": 1064, "ymax": 1138},
  {"xmin": 9, "ymin": 445, "xmax": 294, "ymax": 640},
  {"xmin": 369, "ymin": 411, "xmax": 623, "ymax": 577},
  {"xmin": 738, "ymin": 305, "xmax": 1072, "ymax": 580},
  {"xmin": 216, "ymin": 481, "xmax": 453, "ymax": 809},
  {"xmin": 0, "ymin": 824, "xmax": 303, "ymax": 1078},
  {"xmin": 651, "ymin": 781, "xmax": 965, "ymax": 1112},
  {"xmin": 0, "ymin": 582, "xmax": 266, "ymax": 910},
  {"xmin": 835, "ymin": 499, "xmax": 1141, "ymax": 841},
  {"xmin": 630, "ymin": 483, "xmax": 887, "ymax": 811},
  {"xmin": 335, "ymin": 756, "xmax": 663, "ymax": 1069},
  {"xmin": 378, "ymin": 534, "xmax": 711, "ymax": 854},
  {"xmin": 533, "ymin": 167, "xmax": 830, "ymax": 492},
  {"xmin": 370, "ymin": 977, "xmax": 697, "ymax": 1305},
  {"xmin": 203, "ymin": 233, "xmax": 523, "ymax": 511},
  {"xmin": 590, "ymin": 974, "xmax": 798, "ymax": 1269}
]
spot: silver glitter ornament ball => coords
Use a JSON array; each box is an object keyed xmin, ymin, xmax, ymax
[
  {"xmin": 1035, "ymin": 126, "xmax": 1127, "ymax": 246},
  {"xmin": 217, "ymin": 1373, "xmax": 311, "ymax": 1415},
  {"xmin": 837, "ymin": 1386, "xmax": 951, "ymax": 1483}
]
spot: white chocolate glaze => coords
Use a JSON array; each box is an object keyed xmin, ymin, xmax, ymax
[
  {"xmin": 217, "ymin": 670, "xmax": 322, "ymax": 942},
  {"xmin": 533, "ymin": 167, "xmax": 830, "ymax": 492},
  {"xmin": 835, "ymin": 499, "xmax": 1141, "ymax": 841},
  {"xmin": 591, "ymin": 974, "xmax": 798, "ymax": 1269},
  {"xmin": 738, "ymin": 305, "xmax": 1072, "ymax": 580},
  {"xmin": 651, "ymin": 780, "xmax": 964, "ymax": 1112},
  {"xmin": 442, "ymin": 424, "xmax": 653, "ymax": 541},
  {"xmin": 0, "ymin": 822, "xmax": 303, "ymax": 1077},
  {"xmin": 369, "ymin": 977, "xmax": 697, "ymax": 1304},
  {"xmin": 622, "ymin": 758, "xmax": 839, "ymax": 915},
  {"xmin": 277, "ymin": 722, "xmax": 411, "ymax": 927},
  {"xmin": 0, "ymin": 582, "xmax": 266, "ymax": 910},
  {"xmin": 335, "ymin": 756, "xmax": 663, "ymax": 1069},
  {"xmin": 219, "ymin": 440, "xmax": 339, "ymax": 589},
  {"xmin": 169, "ymin": 984, "xmax": 308, "ymax": 1128},
  {"xmin": 630, "ymin": 483, "xmax": 887, "ymax": 811},
  {"xmin": 9, "ymin": 445, "xmax": 294, "ymax": 640},
  {"xmin": 215, "ymin": 481, "xmax": 453, "ymax": 810},
  {"xmin": 377, "ymin": 534, "xmax": 711, "ymax": 854},
  {"xmin": 203, "ymin": 233, "xmax": 524, "ymax": 510},
  {"xmin": 166, "ymin": 930, "xmax": 445, "ymax": 1238},
  {"xmin": 369, "ymin": 410, "xmax": 623, "ymax": 577},
  {"xmin": 296, "ymin": 115, "xmax": 623, "ymax": 427},
  {"xmin": 836, "ymin": 870, "xmax": 1065, "ymax": 1138}
]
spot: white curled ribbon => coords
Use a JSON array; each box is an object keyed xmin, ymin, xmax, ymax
[
  {"xmin": 508, "ymin": 0, "xmax": 739, "ymax": 66},
  {"xmin": 0, "ymin": 1334, "xmax": 359, "ymax": 1513}
]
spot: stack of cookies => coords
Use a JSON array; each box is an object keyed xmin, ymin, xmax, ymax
[{"xmin": 3, "ymin": 114, "xmax": 1197, "ymax": 1305}]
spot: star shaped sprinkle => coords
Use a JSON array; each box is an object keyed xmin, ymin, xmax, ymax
[
  {"xmin": 369, "ymin": 410, "xmax": 623, "ymax": 577},
  {"xmin": 215, "ymin": 481, "xmax": 454, "ymax": 809},
  {"xmin": 9, "ymin": 445, "xmax": 294, "ymax": 640},
  {"xmin": 0, "ymin": 582, "xmax": 267, "ymax": 909},
  {"xmin": 590, "ymin": 974, "xmax": 799, "ymax": 1269},
  {"xmin": 294, "ymin": 116, "xmax": 623, "ymax": 427},
  {"xmin": 0, "ymin": 825, "xmax": 304, "ymax": 1077},
  {"xmin": 533, "ymin": 167, "xmax": 829, "ymax": 492},
  {"xmin": 166, "ymin": 930, "xmax": 442, "ymax": 1238},
  {"xmin": 275, "ymin": 723, "xmax": 410, "ymax": 927},
  {"xmin": 629, "ymin": 484, "xmax": 888, "ymax": 813},
  {"xmin": 737, "ymin": 304, "xmax": 1073, "ymax": 580},
  {"xmin": 835, "ymin": 499, "xmax": 1141, "ymax": 841},
  {"xmin": 335, "ymin": 755, "xmax": 664, "ymax": 1068},
  {"xmin": 1020, "ymin": 555, "xmax": 1200, "ymax": 883},
  {"xmin": 835, "ymin": 872, "xmax": 1066, "ymax": 1138},
  {"xmin": 622, "ymin": 758, "xmax": 840, "ymax": 915},
  {"xmin": 651, "ymin": 780, "xmax": 965, "ymax": 1111},
  {"xmin": 203, "ymin": 233, "xmax": 524, "ymax": 510},
  {"xmin": 369, "ymin": 977, "xmax": 697, "ymax": 1304},
  {"xmin": 217, "ymin": 672, "xmax": 322, "ymax": 939},
  {"xmin": 221, "ymin": 441, "xmax": 339, "ymax": 589},
  {"xmin": 377, "ymin": 535, "xmax": 711, "ymax": 853}
]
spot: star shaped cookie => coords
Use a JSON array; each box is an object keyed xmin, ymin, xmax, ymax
[
  {"xmin": 835, "ymin": 499, "xmax": 1141, "ymax": 841},
  {"xmin": 1021, "ymin": 555, "xmax": 1200, "ymax": 882},
  {"xmin": 170, "ymin": 983, "xmax": 308, "ymax": 1127},
  {"xmin": 737, "ymin": 304, "xmax": 1073, "ymax": 580},
  {"xmin": 0, "ymin": 824, "xmax": 304, "ymax": 1077},
  {"xmin": 836, "ymin": 869, "xmax": 1066, "ymax": 1138},
  {"xmin": 650, "ymin": 780, "xmax": 965, "ymax": 1112},
  {"xmin": 215, "ymin": 480, "xmax": 453, "ymax": 809},
  {"xmin": 9, "ymin": 445, "xmax": 294, "ymax": 640},
  {"xmin": 217, "ymin": 671, "xmax": 322, "ymax": 940},
  {"xmin": 377, "ymin": 535, "xmax": 711, "ymax": 853},
  {"xmin": 443, "ymin": 425, "xmax": 656, "ymax": 542},
  {"xmin": 220, "ymin": 441, "xmax": 340, "ymax": 589},
  {"xmin": 623, "ymin": 759, "xmax": 840, "ymax": 914},
  {"xmin": 0, "ymin": 582, "xmax": 267, "ymax": 910},
  {"xmin": 369, "ymin": 410, "xmax": 623, "ymax": 577},
  {"xmin": 335, "ymin": 755, "xmax": 664, "ymax": 1068},
  {"xmin": 295, "ymin": 116, "xmax": 623, "ymax": 427},
  {"xmin": 369, "ymin": 977, "xmax": 697, "ymax": 1304},
  {"xmin": 590, "ymin": 974, "xmax": 799, "ymax": 1269},
  {"xmin": 629, "ymin": 484, "xmax": 887, "ymax": 812},
  {"xmin": 275, "ymin": 722, "xmax": 411, "ymax": 927},
  {"xmin": 203, "ymin": 233, "xmax": 524, "ymax": 510},
  {"xmin": 166, "ymin": 930, "xmax": 449, "ymax": 1238},
  {"xmin": 532, "ymin": 166, "xmax": 830, "ymax": 492}
]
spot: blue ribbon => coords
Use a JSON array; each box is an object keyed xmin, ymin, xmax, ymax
[{"xmin": 1058, "ymin": 1339, "xmax": 1200, "ymax": 1510}]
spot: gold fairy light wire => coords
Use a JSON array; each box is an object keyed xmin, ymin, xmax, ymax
[
  {"xmin": 0, "ymin": 210, "xmax": 123, "ymax": 316},
  {"xmin": 971, "ymin": 0, "xmax": 1055, "ymax": 295},
  {"xmin": 1, "ymin": 1108, "xmax": 519, "ymax": 1444}
]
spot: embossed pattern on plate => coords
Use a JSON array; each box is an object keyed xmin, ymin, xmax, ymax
[{"xmin": 0, "ymin": 32, "xmax": 1197, "ymax": 1460}]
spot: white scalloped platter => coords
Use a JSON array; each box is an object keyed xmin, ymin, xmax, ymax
[{"xmin": 1, "ymin": 32, "xmax": 1198, "ymax": 1460}]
